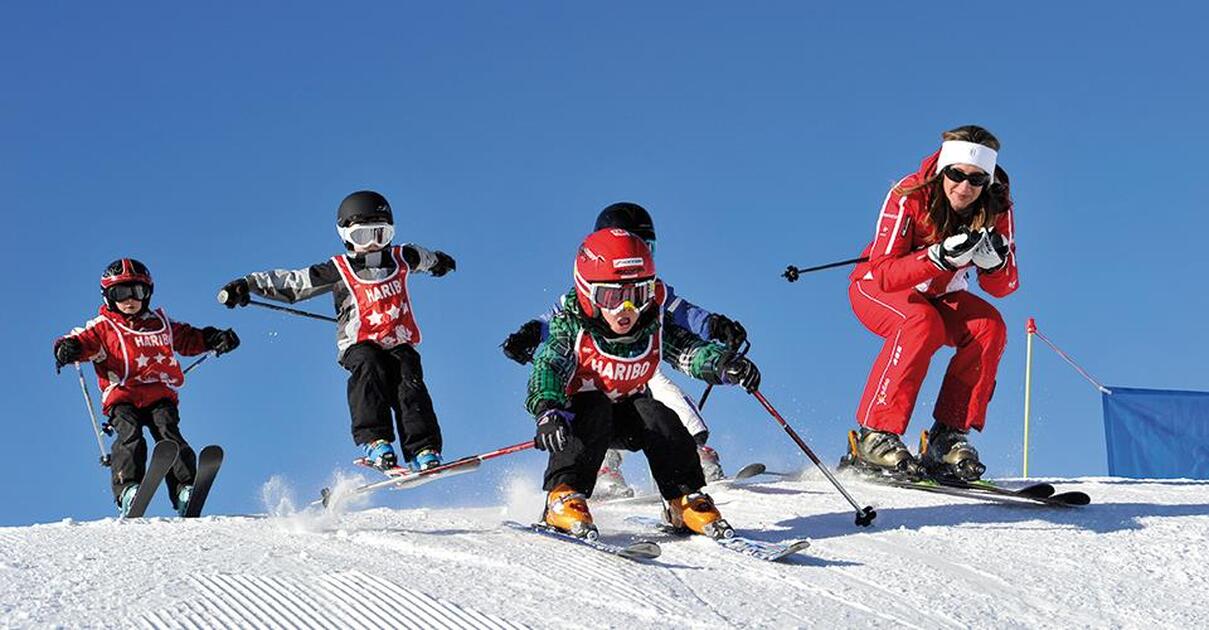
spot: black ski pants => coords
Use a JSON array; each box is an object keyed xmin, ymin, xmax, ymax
[
  {"xmin": 341, "ymin": 342, "xmax": 442, "ymax": 459},
  {"xmin": 108, "ymin": 399, "xmax": 196, "ymax": 505},
  {"xmin": 543, "ymin": 391, "xmax": 705, "ymax": 500}
]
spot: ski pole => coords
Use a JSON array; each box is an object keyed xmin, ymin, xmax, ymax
[
  {"xmin": 215, "ymin": 290, "xmax": 338, "ymax": 323},
  {"xmin": 698, "ymin": 339, "xmax": 750, "ymax": 410},
  {"xmin": 749, "ymin": 389, "xmax": 877, "ymax": 527},
  {"xmin": 73, "ymin": 363, "xmax": 111, "ymax": 467},
  {"xmin": 782, "ymin": 256, "xmax": 868, "ymax": 283},
  {"xmin": 183, "ymin": 352, "xmax": 212, "ymax": 375}
]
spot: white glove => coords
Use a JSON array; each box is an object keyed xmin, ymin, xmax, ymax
[
  {"xmin": 970, "ymin": 228, "xmax": 1010, "ymax": 271},
  {"xmin": 927, "ymin": 230, "xmax": 984, "ymax": 271}
]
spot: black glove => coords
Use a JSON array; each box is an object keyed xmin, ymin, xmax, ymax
[
  {"xmin": 707, "ymin": 314, "xmax": 747, "ymax": 349},
  {"xmin": 971, "ymin": 228, "xmax": 1010, "ymax": 272},
  {"xmin": 219, "ymin": 278, "xmax": 251, "ymax": 308},
  {"xmin": 430, "ymin": 251, "xmax": 457, "ymax": 277},
  {"xmin": 926, "ymin": 228, "xmax": 984, "ymax": 271},
  {"xmin": 534, "ymin": 407, "xmax": 574, "ymax": 452},
  {"xmin": 502, "ymin": 320, "xmax": 543, "ymax": 365},
  {"xmin": 202, "ymin": 327, "xmax": 241, "ymax": 356},
  {"xmin": 54, "ymin": 337, "xmax": 83, "ymax": 369},
  {"xmin": 722, "ymin": 356, "xmax": 761, "ymax": 393}
]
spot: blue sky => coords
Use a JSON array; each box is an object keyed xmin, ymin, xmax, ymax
[{"xmin": 3, "ymin": 3, "xmax": 1206, "ymax": 525}]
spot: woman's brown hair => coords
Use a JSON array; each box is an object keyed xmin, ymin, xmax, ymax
[{"xmin": 898, "ymin": 125, "xmax": 1010, "ymax": 242}]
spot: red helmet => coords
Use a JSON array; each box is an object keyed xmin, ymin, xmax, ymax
[
  {"xmin": 574, "ymin": 229, "xmax": 656, "ymax": 316},
  {"xmin": 100, "ymin": 258, "xmax": 154, "ymax": 290},
  {"xmin": 100, "ymin": 258, "xmax": 154, "ymax": 310}
]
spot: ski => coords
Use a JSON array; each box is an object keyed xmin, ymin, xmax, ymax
[
  {"xmin": 838, "ymin": 430, "xmax": 1090, "ymax": 508},
  {"xmin": 714, "ymin": 535, "xmax": 813, "ymax": 563},
  {"xmin": 318, "ymin": 457, "xmax": 482, "ymax": 508},
  {"xmin": 316, "ymin": 441, "xmax": 534, "ymax": 508},
  {"xmin": 929, "ymin": 477, "xmax": 1089, "ymax": 506},
  {"xmin": 859, "ymin": 474, "xmax": 1090, "ymax": 507},
  {"xmin": 124, "ymin": 440, "xmax": 179, "ymax": 518},
  {"xmin": 182, "ymin": 445, "xmax": 223, "ymax": 518},
  {"xmin": 515, "ymin": 522, "xmax": 662, "ymax": 561},
  {"xmin": 624, "ymin": 516, "xmax": 810, "ymax": 563},
  {"xmin": 959, "ymin": 479, "xmax": 1055, "ymax": 499},
  {"xmin": 596, "ymin": 462, "xmax": 769, "ymax": 506},
  {"xmin": 720, "ymin": 462, "xmax": 771, "ymax": 483}
]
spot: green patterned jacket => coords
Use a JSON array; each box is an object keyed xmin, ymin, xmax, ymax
[{"xmin": 525, "ymin": 288, "xmax": 731, "ymax": 417}]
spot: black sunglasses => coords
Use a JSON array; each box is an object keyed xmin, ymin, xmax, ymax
[
  {"xmin": 942, "ymin": 167, "xmax": 991, "ymax": 187},
  {"xmin": 107, "ymin": 283, "xmax": 151, "ymax": 302}
]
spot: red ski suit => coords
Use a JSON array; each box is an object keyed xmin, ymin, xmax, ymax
[
  {"xmin": 849, "ymin": 150, "xmax": 1018, "ymax": 435},
  {"xmin": 60, "ymin": 306, "xmax": 209, "ymax": 414}
]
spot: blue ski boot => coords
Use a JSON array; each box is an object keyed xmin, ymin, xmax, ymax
[
  {"xmin": 412, "ymin": 449, "xmax": 442, "ymax": 472},
  {"xmin": 363, "ymin": 439, "xmax": 399, "ymax": 471},
  {"xmin": 174, "ymin": 485, "xmax": 193, "ymax": 517},
  {"xmin": 118, "ymin": 484, "xmax": 139, "ymax": 517}
]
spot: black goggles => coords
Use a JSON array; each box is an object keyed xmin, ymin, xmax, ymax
[
  {"xmin": 107, "ymin": 283, "xmax": 151, "ymax": 302},
  {"xmin": 942, "ymin": 167, "xmax": 991, "ymax": 187}
]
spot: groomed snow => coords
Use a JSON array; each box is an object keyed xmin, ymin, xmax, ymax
[{"xmin": 2, "ymin": 473, "xmax": 1206, "ymax": 628}]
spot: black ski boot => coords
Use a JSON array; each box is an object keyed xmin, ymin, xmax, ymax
[
  {"xmin": 919, "ymin": 422, "xmax": 986, "ymax": 481},
  {"xmin": 839, "ymin": 428, "xmax": 922, "ymax": 478}
]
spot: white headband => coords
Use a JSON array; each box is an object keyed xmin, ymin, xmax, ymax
[{"xmin": 936, "ymin": 140, "xmax": 998, "ymax": 184}]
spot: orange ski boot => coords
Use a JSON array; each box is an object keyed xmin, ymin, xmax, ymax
[
  {"xmin": 664, "ymin": 492, "xmax": 733, "ymax": 539},
  {"xmin": 542, "ymin": 483, "xmax": 597, "ymax": 539}
]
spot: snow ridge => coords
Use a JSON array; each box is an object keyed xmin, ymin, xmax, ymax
[{"xmin": 2, "ymin": 476, "xmax": 1208, "ymax": 628}]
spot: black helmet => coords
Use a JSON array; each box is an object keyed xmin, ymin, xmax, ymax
[
  {"xmin": 336, "ymin": 190, "xmax": 393, "ymax": 228},
  {"xmin": 594, "ymin": 202, "xmax": 655, "ymax": 243}
]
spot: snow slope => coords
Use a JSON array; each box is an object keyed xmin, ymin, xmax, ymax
[{"xmin": 2, "ymin": 472, "xmax": 1206, "ymax": 629}]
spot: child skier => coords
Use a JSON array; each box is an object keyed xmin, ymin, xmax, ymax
[
  {"xmin": 219, "ymin": 190, "xmax": 455, "ymax": 472},
  {"xmin": 53, "ymin": 258, "xmax": 240, "ymax": 516},
  {"xmin": 527, "ymin": 228, "xmax": 761, "ymax": 539},
  {"xmin": 503, "ymin": 202, "xmax": 747, "ymax": 495}
]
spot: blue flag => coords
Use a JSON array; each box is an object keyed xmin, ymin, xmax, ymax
[{"xmin": 1102, "ymin": 386, "xmax": 1209, "ymax": 479}]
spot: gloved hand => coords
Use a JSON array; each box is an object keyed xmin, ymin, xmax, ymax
[
  {"xmin": 219, "ymin": 278, "xmax": 251, "ymax": 308},
  {"xmin": 971, "ymin": 228, "xmax": 1010, "ymax": 271},
  {"xmin": 202, "ymin": 327, "xmax": 241, "ymax": 356},
  {"xmin": 722, "ymin": 356, "xmax": 761, "ymax": 393},
  {"xmin": 707, "ymin": 314, "xmax": 747, "ymax": 349},
  {"xmin": 54, "ymin": 337, "xmax": 83, "ymax": 369},
  {"xmin": 927, "ymin": 229, "xmax": 984, "ymax": 271},
  {"xmin": 430, "ymin": 251, "xmax": 457, "ymax": 277},
  {"xmin": 534, "ymin": 407, "xmax": 574, "ymax": 452},
  {"xmin": 502, "ymin": 320, "xmax": 543, "ymax": 365}
]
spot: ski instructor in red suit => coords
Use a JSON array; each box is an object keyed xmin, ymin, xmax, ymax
[{"xmin": 844, "ymin": 125, "xmax": 1017, "ymax": 481}]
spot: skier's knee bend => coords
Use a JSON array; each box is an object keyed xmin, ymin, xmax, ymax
[
  {"xmin": 904, "ymin": 307, "xmax": 947, "ymax": 348},
  {"xmin": 148, "ymin": 399, "xmax": 182, "ymax": 429},
  {"xmin": 107, "ymin": 405, "xmax": 142, "ymax": 443},
  {"xmin": 972, "ymin": 309, "xmax": 1008, "ymax": 349},
  {"xmin": 390, "ymin": 344, "xmax": 426, "ymax": 376}
]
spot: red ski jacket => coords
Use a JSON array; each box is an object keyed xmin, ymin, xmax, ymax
[
  {"xmin": 851, "ymin": 150, "xmax": 1019, "ymax": 298},
  {"xmin": 59, "ymin": 306, "xmax": 209, "ymax": 414}
]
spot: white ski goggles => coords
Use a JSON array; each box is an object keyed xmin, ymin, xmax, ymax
[
  {"xmin": 338, "ymin": 222, "xmax": 394, "ymax": 251},
  {"xmin": 587, "ymin": 278, "xmax": 656, "ymax": 314}
]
